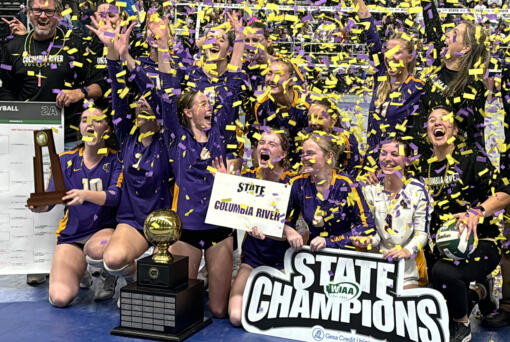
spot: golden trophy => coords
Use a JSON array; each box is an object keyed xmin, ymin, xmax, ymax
[
  {"xmin": 111, "ymin": 209, "xmax": 211, "ymax": 341},
  {"xmin": 144, "ymin": 209, "xmax": 182, "ymax": 264}
]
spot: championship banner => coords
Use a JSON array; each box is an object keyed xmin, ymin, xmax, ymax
[
  {"xmin": 242, "ymin": 247, "xmax": 449, "ymax": 342},
  {"xmin": 0, "ymin": 101, "xmax": 64, "ymax": 275},
  {"xmin": 205, "ymin": 172, "xmax": 291, "ymax": 237}
]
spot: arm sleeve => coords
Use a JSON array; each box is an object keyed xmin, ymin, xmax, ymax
[
  {"xmin": 107, "ymin": 59, "xmax": 132, "ymax": 143},
  {"xmin": 158, "ymin": 71, "xmax": 183, "ymax": 137},
  {"xmin": 132, "ymin": 65, "xmax": 162, "ymax": 119},
  {"xmin": 359, "ymin": 17, "xmax": 385, "ymax": 76},
  {"xmin": 104, "ymin": 158, "xmax": 123, "ymax": 207},
  {"xmin": 0, "ymin": 43, "xmax": 17, "ymax": 100},
  {"xmin": 421, "ymin": 0, "xmax": 444, "ymax": 67},
  {"xmin": 285, "ymin": 181, "xmax": 302, "ymax": 229},
  {"xmin": 326, "ymin": 185, "xmax": 376, "ymax": 248},
  {"xmin": 404, "ymin": 185, "xmax": 432, "ymax": 254}
]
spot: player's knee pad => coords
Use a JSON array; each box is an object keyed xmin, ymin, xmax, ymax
[
  {"xmin": 85, "ymin": 255, "xmax": 104, "ymax": 269},
  {"xmin": 103, "ymin": 262, "xmax": 133, "ymax": 277}
]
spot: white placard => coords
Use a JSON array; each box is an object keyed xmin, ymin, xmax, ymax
[
  {"xmin": 205, "ymin": 172, "xmax": 291, "ymax": 238},
  {"xmin": 0, "ymin": 102, "xmax": 64, "ymax": 275}
]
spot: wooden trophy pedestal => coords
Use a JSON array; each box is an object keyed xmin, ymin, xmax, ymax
[{"xmin": 27, "ymin": 191, "xmax": 66, "ymax": 207}]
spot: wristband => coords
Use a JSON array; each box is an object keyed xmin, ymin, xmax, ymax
[{"xmin": 80, "ymin": 86, "xmax": 89, "ymax": 99}]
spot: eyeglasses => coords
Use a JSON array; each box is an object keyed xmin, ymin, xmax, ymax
[{"xmin": 30, "ymin": 8, "xmax": 57, "ymax": 17}]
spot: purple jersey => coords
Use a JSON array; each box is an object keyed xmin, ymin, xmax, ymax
[
  {"xmin": 158, "ymin": 72, "xmax": 236, "ymax": 231},
  {"xmin": 48, "ymin": 147, "xmax": 122, "ymax": 244},
  {"xmin": 182, "ymin": 65, "xmax": 248, "ymax": 110},
  {"xmin": 240, "ymin": 168, "xmax": 294, "ymax": 269},
  {"xmin": 361, "ymin": 17, "xmax": 425, "ymax": 150},
  {"xmin": 286, "ymin": 171, "xmax": 375, "ymax": 248},
  {"xmin": 108, "ymin": 59, "xmax": 174, "ymax": 231}
]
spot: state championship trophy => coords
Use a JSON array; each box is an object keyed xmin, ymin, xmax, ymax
[
  {"xmin": 111, "ymin": 209, "xmax": 211, "ymax": 341},
  {"xmin": 27, "ymin": 129, "xmax": 66, "ymax": 207}
]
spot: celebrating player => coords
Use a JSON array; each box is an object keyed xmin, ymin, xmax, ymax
[
  {"xmin": 418, "ymin": 107, "xmax": 510, "ymax": 341},
  {"xmin": 224, "ymin": 129, "xmax": 297, "ymax": 327},
  {"xmin": 29, "ymin": 99, "xmax": 122, "ymax": 307},
  {"xmin": 284, "ymin": 133, "xmax": 375, "ymax": 251},
  {"xmin": 155, "ymin": 23, "xmax": 237, "ymax": 318},
  {"xmin": 357, "ymin": 138, "xmax": 432, "ymax": 289},
  {"xmin": 99, "ymin": 22, "xmax": 175, "ymax": 285},
  {"xmin": 354, "ymin": 0, "xmax": 424, "ymax": 152}
]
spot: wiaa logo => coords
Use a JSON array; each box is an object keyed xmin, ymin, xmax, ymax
[{"xmin": 324, "ymin": 281, "xmax": 360, "ymax": 302}]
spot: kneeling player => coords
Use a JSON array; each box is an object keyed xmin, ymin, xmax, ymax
[{"xmin": 30, "ymin": 100, "xmax": 122, "ymax": 307}]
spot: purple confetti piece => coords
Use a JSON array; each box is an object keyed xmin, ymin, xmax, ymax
[{"xmin": 100, "ymin": 239, "xmax": 108, "ymax": 245}]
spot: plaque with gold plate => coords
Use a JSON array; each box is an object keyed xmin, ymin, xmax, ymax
[
  {"xmin": 111, "ymin": 209, "xmax": 212, "ymax": 341},
  {"xmin": 27, "ymin": 129, "xmax": 67, "ymax": 207}
]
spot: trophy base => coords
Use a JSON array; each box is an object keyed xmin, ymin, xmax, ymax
[
  {"xmin": 137, "ymin": 255, "xmax": 188, "ymax": 289},
  {"xmin": 115, "ymin": 280, "xmax": 206, "ymax": 337},
  {"xmin": 27, "ymin": 191, "xmax": 67, "ymax": 207},
  {"xmin": 110, "ymin": 317, "xmax": 212, "ymax": 341}
]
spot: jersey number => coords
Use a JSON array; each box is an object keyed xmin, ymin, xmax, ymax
[{"xmin": 82, "ymin": 178, "xmax": 103, "ymax": 191}]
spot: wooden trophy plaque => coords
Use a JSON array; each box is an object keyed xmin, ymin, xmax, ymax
[{"xmin": 26, "ymin": 129, "xmax": 66, "ymax": 207}]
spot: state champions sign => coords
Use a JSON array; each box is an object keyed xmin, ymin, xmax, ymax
[{"xmin": 242, "ymin": 247, "xmax": 449, "ymax": 342}]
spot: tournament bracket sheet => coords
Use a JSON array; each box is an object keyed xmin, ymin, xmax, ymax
[{"xmin": 0, "ymin": 102, "xmax": 64, "ymax": 275}]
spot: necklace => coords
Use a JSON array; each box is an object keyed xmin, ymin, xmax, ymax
[
  {"xmin": 426, "ymin": 160, "xmax": 449, "ymax": 197},
  {"xmin": 23, "ymin": 27, "xmax": 66, "ymax": 87}
]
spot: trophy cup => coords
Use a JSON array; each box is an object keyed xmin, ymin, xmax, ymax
[
  {"xmin": 27, "ymin": 129, "xmax": 66, "ymax": 207},
  {"xmin": 111, "ymin": 209, "xmax": 212, "ymax": 341}
]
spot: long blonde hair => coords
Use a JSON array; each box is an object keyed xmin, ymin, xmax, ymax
[
  {"xmin": 375, "ymin": 33, "xmax": 416, "ymax": 106},
  {"xmin": 443, "ymin": 22, "xmax": 489, "ymax": 97}
]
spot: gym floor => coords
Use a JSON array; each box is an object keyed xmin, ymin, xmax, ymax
[{"xmin": 0, "ymin": 274, "xmax": 508, "ymax": 342}]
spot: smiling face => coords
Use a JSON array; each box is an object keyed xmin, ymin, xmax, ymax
[
  {"xmin": 28, "ymin": 0, "xmax": 60, "ymax": 39},
  {"xmin": 427, "ymin": 108, "xmax": 458, "ymax": 148},
  {"xmin": 80, "ymin": 108, "xmax": 109, "ymax": 147},
  {"xmin": 307, "ymin": 103, "xmax": 336, "ymax": 133},
  {"xmin": 301, "ymin": 139, "xmax": 332, "ymax": 175},
  {"xmin": 443, "ymin": 23, "xmax": 470, "ymax": 61},
  {"xmin": 384, "ymin": 39, "xmax": 413, "ymax": 77},
  {"xmin": 184, "ymin": 92, "xmax": 213, "ymax": 132},
  {"xmin": 265, "ymin": 61, "xmax": 293, "ymax": 96},
  {"xmin": 135, "ymin": 96, "xmax": 157, "ymax": 128},
  {"xmin": 204, "ymin": 28, "xmax": 230, "ymax": 62},
  {"xmin": 379, "ymin": 141, "xmax": 408, "ymax": 176},
  {"xmin": 256, "ymin": 132, "xmax": 286, "ymax": 169}
]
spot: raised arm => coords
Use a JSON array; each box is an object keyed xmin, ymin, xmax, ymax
[
  {"xmin": 354, "ymin": 0, "xmax": 384, "ymax": 74},
  {"xmin": 420, "ymin": 0, "xmax": 444, "ymax": 66},
  {"xmin": 228, "ymin": 12, "xmax": 246, "ymax": 72}
]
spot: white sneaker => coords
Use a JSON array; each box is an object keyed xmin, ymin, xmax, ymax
[{"xmin": 79, "ymin": 270, "xmax": 93, "ymax": 289}]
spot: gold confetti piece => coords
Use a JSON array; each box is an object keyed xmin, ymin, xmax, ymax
[{"xmin": 97, "ymin": 148, "xmax": 108, "ymax": 155}]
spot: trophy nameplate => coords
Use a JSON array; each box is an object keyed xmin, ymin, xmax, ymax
[
  {"xmin": 27, "ymin": 129, "xmax": 66, "ymax": 207},
  {"xmin": 137, "ymin": 255, "xmax": 188, "ymax": 289},
  {"xmin": 111, "ymin": 210, "xmax": 211, "ymax": 341}
]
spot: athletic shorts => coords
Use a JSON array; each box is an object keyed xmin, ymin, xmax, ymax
[{"xmin": 179, "ymin": 227, "xmax": 233, "ymax": 250}]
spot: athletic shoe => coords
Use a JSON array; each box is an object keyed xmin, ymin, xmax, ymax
[
  {"xmin": 477, "ymin": 277, "xmax": 498, "ymax": 317},
  {"xmin": 94, "ymin": 271, "xmax": 118, "ymax": 301},
  {"xmin": 197, "ymin": 264, "xmax": 208, "ymax": 289},
  {"xmin": 482, "ymin": 309, "xmax": 510, "ymax": 328},
  {"xmin": 26, "ymin": 274, "xmax": 48, "ymax": 285},
  {"xmin": 79, "ymin": 270, "xmax": 93, "ymax": 289},
  {"xmin": 450, "ymin": 321, "xmax": 471, "ymax": 342}
]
